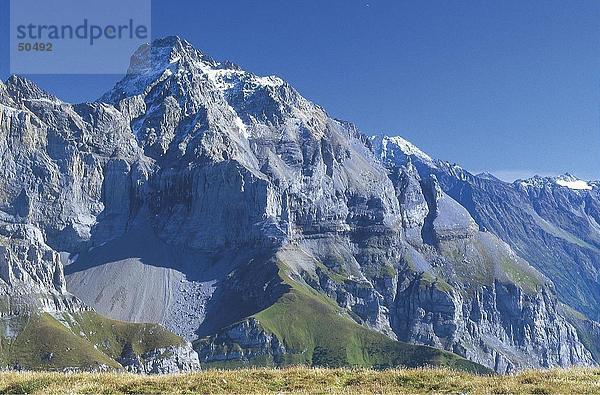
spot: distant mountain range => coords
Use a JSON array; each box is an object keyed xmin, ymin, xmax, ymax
[{"xmin": 0, "ymin": 36, "xmax": 598, "ymax": 373}]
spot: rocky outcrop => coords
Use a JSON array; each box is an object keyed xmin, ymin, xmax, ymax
[
  {"xmin": 369, "ymin": 135, "xmax": 599, "ymax": 371},
  {"xmin": 196, "ymin": 318, "xmax": 286, "ymax": 364},
  {"xmin": 0, "ymin": 222, "xmax": 84, "ymax": 314},
  {"xmin": 120, "ymin": 342, "xmax": 200, "ymax": 374},
  {"xmin": 0, "ymin": 79, "xmax": 198, "ymax": 371},
  {"xmin": 390, "ymin": 162, "xmax": 428, "ymax": 245}
]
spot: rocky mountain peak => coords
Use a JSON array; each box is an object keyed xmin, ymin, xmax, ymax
[
  {"xmin": 103, "ymin": 36, "xmax": 286, "ymax": 105},
  {"xmin": 100, "ymin": 37, "xmax": 329, "ymax": 164},
  {"xmin": 127, "ymin": 36, "xmax": 217, "ymax": 75},
  {"xmin": 3, "ymin": 75, "xmax": 60, "ymax": 107},
  {"xmin": 371, "ymin": 134, "xmax": 436, "ymax": 168},
  {"xmin": 555, "ymin": 173, "xmax": 594, "ymax": 190},
  {"xmin": 102, "ymin": 36, "xmax": 214, "ymax": 103},
  {"xmin": 475, "ymin": 172, "xmax": 503, "ymax": 182},
  {"xmin": 0, "ymin": 81, "xmax": 14, "ymax": 107}
]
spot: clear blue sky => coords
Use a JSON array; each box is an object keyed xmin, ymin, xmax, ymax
[{"xmin": 1, "ymin": 0, "xmax": 599, "ymax": 180}]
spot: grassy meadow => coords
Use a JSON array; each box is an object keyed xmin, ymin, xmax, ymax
[{"xmin": 0, "ymin": 367, "xmax": 599, "ymax": 394}]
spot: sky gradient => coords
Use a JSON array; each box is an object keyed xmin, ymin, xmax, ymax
[{"xmin": 1, "ymin": 0, "xmax": 598, "ymax": 180}]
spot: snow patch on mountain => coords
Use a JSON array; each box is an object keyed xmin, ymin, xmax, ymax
[
  {"xmin": 556, "ymin": 179, "xmax": 592, "ymax": 191},
  {"xmin": 387, "ymin": 136, "xmax": 432, "ymax": 162}
]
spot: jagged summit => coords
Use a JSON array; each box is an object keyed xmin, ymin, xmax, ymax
[
  {"xmin": 101, "ymin": 36, "xmax": 214, "ymax": 102},
  {"xmin": 101, "ymin": 36, "xmax": 327, "ymax": 162},
  {"xmin": 1, "ymin": 75, "xmax": 61, "ymax": 106},
  {"xmin": 102, "ymin": 36, "xmax": 286, "ymax": 104},
  {"xmin": 555, "ymin": 173, "xmax": 595, "ymax": 190},
  {"xmin": 373, "ymin": 135, "xmax": 599, "ymax": 192},
  {"xmin": 126, "ymin": 36, "xmax": 218, "ymax": 75}
]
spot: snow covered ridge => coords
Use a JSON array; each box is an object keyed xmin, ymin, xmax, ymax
[
  {"xmin": 101, "ymin": 35, "xmax": 326, "ymax": 141},
  {"xmin": 373, "ymin": 134, "xmax": 598, "ymax": 193},
  {"xmin": 518, "ymin": 174, "xmax": 595, "ymax": 191}
]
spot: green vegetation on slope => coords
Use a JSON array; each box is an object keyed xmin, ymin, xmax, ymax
[
  {"xmin": 253, "ymin": 272, "xmax": 487, "ymax": 373},
  {"xmin": 196, "ymin": 252, "xmax": 488, "ymax": 373},
  {"xmin": 498, "ymin": 256, "xmax": 543, "ymax": 293},
  {"xmin": 417, "ymin": 271, "xmax": 453, "ymax": 293},
  {"xmin": 0, "ymin": 312, "xmax": 185, "ymax": 371},
  {"xmin": 64, "ymin": 311, "xmax": 184, "ymax": 359},
  {"xmin": 0, "ymin": 367, "xmax": 599, "ymax": 394},
  {"xmin": 10, "ymin": 313, "xmax": 119, "ymax": 370},
  {"xmin": 437, "ymin": 234, "xmax": 545, "ymax": 294},
  {"xmin": 560, "ymin": 304, "xmax": 600, "ymax": 363}
]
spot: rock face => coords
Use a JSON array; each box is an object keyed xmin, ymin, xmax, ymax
[
  {"xmin": 196, "ymin": 318, "xmax": 286, "ymax": 364},
  {"xmin": 370, "ymin": 136, "xmax": 600, "ymax": 371},
  {"xmin": 395, "ymin": 275, "xmax": 589, "ymax": 373},
  {"xmin": 0, "ymin": 37, "xmax": 598, "ymax": 372},
  {"xmin": 0, "ymin": 223, "xmax": 84, "ymax": 314},
  {"xmin": 119, "ymin": 342, "xmax": 200, "ymax": 374}
]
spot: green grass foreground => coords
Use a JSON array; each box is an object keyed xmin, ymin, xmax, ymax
[{"xmin": 0, "ymin": 367, "xmax": 599, "ymax": 394}]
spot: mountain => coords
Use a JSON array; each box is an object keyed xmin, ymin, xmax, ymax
[
  {"xmin": 0, "ymin": 36, "xmax": 597, "ymax": 373},
  {"xmin": 373, "ymin": 135, "xmax": 600, "ymax": 362},
  {"xmin": 0, "ymin": 75, "xmax": 200, "ymax": 373},
  {"xmin": 371, "ymin": 136, "xmax": 600, "ymax": 320}
]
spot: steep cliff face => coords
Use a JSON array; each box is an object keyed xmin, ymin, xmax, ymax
[
  {"xmin": 119, "ymin": 342, "xmax": 200, "ymax": 374},
  {"xmin": 0, "ymin": 75, "xmax": 144, "ymax": 253},
  {"xmin": 0, "ymin": 37, "xmax": 598, "ymax": 373},
  {"xmin": 293, "ymin": 159, "xmax": 593, "ymax": 371},
  {"xmin": 393, "ymin": 265, "xmax": 591, "ymax": 373},
  {"xmin": 195, "ymin": 318, "xmax": 287, "ymax": 365},
  {"xmin": 0, "ymin": 73, "xmax": 197, "ymax": 374},
  {"xmin": 0, "ymin": 223, "xmax": 84, "ymax": 314}
]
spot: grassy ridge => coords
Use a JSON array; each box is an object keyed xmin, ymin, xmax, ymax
[
  {"xmin": 1, "ymin": 312, "xmax": 185, "ymax": 371},
  {"xmin": 197, "ymin": 255, "xmax": 488, "ymax": 373},
  {"xmin": 254, "ymin": 281, "xmax": 486, "ymax": 373},
  {"xmin": 65, "ymin": 312, "xmax": 184, "ymax": 358},
  {"xmin": 10, "ymin": 313, "xmax": 119, "ymax": 370},
  {"xmin": 0, "ymin": 367, "xmax": 599, "ymax": 394}
]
